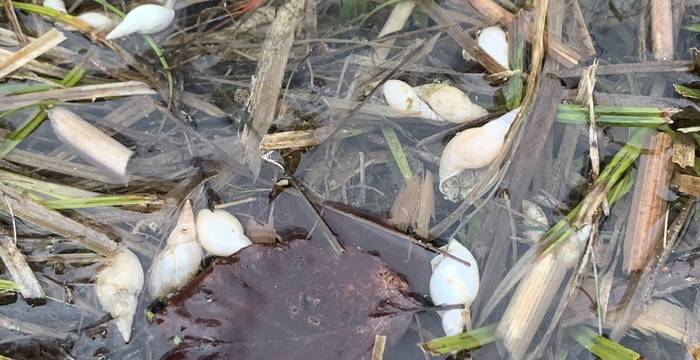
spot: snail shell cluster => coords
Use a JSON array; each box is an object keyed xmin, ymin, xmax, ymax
[
  {"xmin": 42, "ymin": 0, "xmax": 175, "ymax": 37},
  {"xmin": 382, "ymin": 80, "xmax": 487, "ymax": 124},
  {"xmin": 148, "ymin": 201, "xmax": 253, "ymax": 299},
  {"xmin": 429, "ymin": 239, "xmax": 480, "ymax": 336}
]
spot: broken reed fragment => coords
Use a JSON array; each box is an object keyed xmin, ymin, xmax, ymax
[
  {"xmin": 622, "ymin": 131, "xmax": 672, "ymax": 273},
  {"xmin": 0, "ymin": 28, "xmax": 66, "ymax": 79},
  {"xmin": 568, "ymin": 325, "xmax": 640, "ymax": 360},
  {"xmin": 0, "ymin": 236, "xmax": 44, "ymax": 300},
  {"xmin": 47, "ymin": 107, "xmax": 134, "ymax": 181}
]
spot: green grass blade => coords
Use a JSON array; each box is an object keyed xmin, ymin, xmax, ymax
[
  {"xmin": 0, "ymin": 279, "xmax": 18, "ymax": 291},
  {"xmin": 5, "ymin": 2, "xmax": 88, "ymax": 28},
  {"xmin": 675, "ymin": 84, "xmax": 700, "ymax": 100},
  {"xmin": 39, "ymin": 194, "xmax": 160, "ymax": 209},
  {"xmin": 569, "ymin": 325, "xmax": 640, "ymax": 360},
  {"xmin": 420, "ymin": 324, "xmax": 497, "ymax": 355},
  {"xmin": 380, "ymin": 124, "xmax": 413, "ymax": 183}
]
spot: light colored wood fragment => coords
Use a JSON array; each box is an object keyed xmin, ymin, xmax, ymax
[
  {"xmin": 0, "ymin": 81, "xmax": 156, "ymax": 111},
  {"xmin": 623, "ymin": 132, "xmax": 673, "ymax": 273},
  {"xmin": 0, "ymin": 236, "xmax": 44, "ymax": 300},
  {"xmin": 241, "ymin": 0, "xmax": 306, "ymax": 175},
  {"xmin": 0, "ymin": 28, "xmax": 66, "ymax": 79},
  {"xmin": 0, "ymin": 48, "xmax": 70, "ymax": 78},
  {"xmin": 632, "ymin": 299, "xmax": 691, "ymax": 344},
  {"xmin": 259, "ymin": 130, "xmax": 318, "ymax": 150},
  {"xmin": 370, "ymin": 334, "xmax": 387, "ymax": 360},
  {"xmin": 671, "ymin": 173, "xmax": 700, "ymax": 197},
  {"xmin": 652, "ymin": 0, "xmax": 674, "ymax": 60},
  {"xmin": 672, "ymin": 134, "xmax": 696, "ymax": 168}
]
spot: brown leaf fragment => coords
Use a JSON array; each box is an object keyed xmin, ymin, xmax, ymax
[
  {"xmin": 389, "ymin": 171, "xmax": 435, "ymax": 238},
  {"xmin": 672, "ymin": 133, "xmax": 696, "ymax": 169},
  {"xmin": 148, "ymin": 240, "xmax": 416, "ymax": 360}
]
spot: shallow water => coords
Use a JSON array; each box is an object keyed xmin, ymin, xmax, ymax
[{"xmin": 1, "ymin": 0, "xmax": 700, "ymax": 359}]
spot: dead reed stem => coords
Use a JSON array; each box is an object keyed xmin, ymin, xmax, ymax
[
  {"xmin": 622, "ymin": 132, "xmax": 672, "ymax": 273},
  {"xmin": 0, "ymin": 81, "xmax": 156, "ymax": 111},
  {"xmin": 0, "ymin": 183, "xmax": 119, "ymax": 257},
  {"xmin": 0, "ymin": 28, "xmax": 66, "ymax": 79},
  {"xmin": 241, "ymin": 0, "xmax": 306, "ymax": 176},
  {"xmin": 651, "ymin": 0, "xmax": 674, "ymax": 60},
  {"xmin": 0, "ymin": 235, "xmax": 44, "ymax": 300}
]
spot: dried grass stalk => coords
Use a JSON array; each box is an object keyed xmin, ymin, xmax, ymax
[
  {"xmin": 0, "ymin": 183, "xmax": 119, "ymax": 257},
  {"xmin": 622, "ymin": 132, "xmax": 672, "ymax": 273},
  {"xmin": 0, "ymin": 81, "xmax": 156, "ymax": 111},
  {"xmin": 259, "ymin": 130, "xmax": 317, "ymax": 150},
  {"xmin": 371, "ymin": 334, "xmax": 387, "ymax": 360},
  {"xmin": 651, "ymin": 0, "xmax": 674, "ymax": 60},
  {"xmin": 0, "ymin": 48, "xmax": 70, "ymax": 79},
  {"xmin": 241, "ymin": 0, "xmax": 306, "ymax": 175},
  {"xmin": 0, "ymin": 28, "xmax": 66, "ymax": 79},
  {"xmin": 0, "ymin": 235, "xmax": 44, "ymax": 300},
  {"xmin": 632, "ymin": 299, "xmax": 692, "ymax": 344},
  {"xmin": 496, "ymin": 226, "xmax": 590, "ymax": 360}
]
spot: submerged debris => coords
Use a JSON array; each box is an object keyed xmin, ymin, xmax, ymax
[{"xmin": 148, "ymin": 239, "xmax": 416, "ymax": 359}]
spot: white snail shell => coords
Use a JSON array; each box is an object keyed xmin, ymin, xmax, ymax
[
  {"xmin": 461, "ymin": 26, "xmax": 510, "ymax": 70},
  {"xmin": 106, "ymin": 4, "xmax": 175, "ymax": 40},
  {"xmin": 148, "ymin": 200, "xmax": 203, "ymax": 299},
  {"xmin": 413, "ymin": 83, "xmax": 488, "ymax": 123},
  {"xmin": 196, "ymin": 209, "xmax": 252, "ymax": 257},
  {"xmin": 95, "ymin": 248, "xmax": 144, "ymax": 342},
  {"xmin": 438, "ymin": 108, "xmax": 519, "ymax": 192},
  {"xmin": 42, "ymin": 0, "xmax": 67, "ymax": 13},
  {"xmin": 429, "ymin": 239, "xmax": 480, "ymax": 336},
  {"xmin": 382, "ymin": 80, "xmax": 442, "ymax": 121},
  {"xmin": 478, "ymin": 26, "xmax": 509, "ymax": 69}
]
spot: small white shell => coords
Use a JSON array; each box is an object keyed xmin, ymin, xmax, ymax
[
  {"xmin": 461, "ymin": 26, "xmax": 510, "ymax": 70},
  {"xmin": 438, "ymin": 108, "xmax": 519, "ymax": 191},
  {"xmin": 478, "ymin": 26, "xmax": 509, "ymax": 69},
  {"xmin": 413, "ymin": 83, "xmax": 488, "ymax": 123},
  {"xmin": 42, "ymin": 0, "xmax": 67, "ymax": 13},
  {"xmin": 148, "ymin": 200, "xmax": 203, "ymax": 299},
  {"xmin": 95, "ymin": 248, "xmax": 144, "ymax": 342},
  {"xmin": 196, "ymin": 209, "xmax": 252, "ymax": 257},
  {"xmin": 106, "ymin": 4, "xmax": 175, "ymax": 40},
  {"xmin": 430, "ymin": 239, "xmax": 480, "ymax": 336},
  {"xmin": 382, "ymin": 80, "xmax": 442, "ymax": 121},
  {"xmin": 77, "ymin": 12, "xmax": 119, "ymax": 32},
  {"xmin": 522, "ymin": 200, "xmax": 548, "ymax": 244}
]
